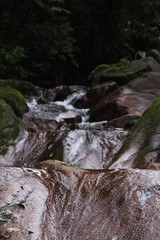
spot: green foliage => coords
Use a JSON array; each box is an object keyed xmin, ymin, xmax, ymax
[
  {"xmin": 0, "ymin": 46, "xmax": 27, "ymax": 79},
  {"xmin": 0, "ymin": 0, "xmax": 160, "ymax": 85},
  {"xmin": 0, "ymin": 0, "xmax": 76, "ymax": 85},
  {"xmin": 136, "ymin": 51, "xmax": 146, "ymax": 59},
  {"xmin": 119, "ymin": 57, "xmax": 130, "ymax": 65},
  {"xmin": 138, "ymin": 146, "xmax": 160, "ymax": 157},
  {"xmin": 138, "ymin": 146, "xmax": 154, "ymax": 157}
]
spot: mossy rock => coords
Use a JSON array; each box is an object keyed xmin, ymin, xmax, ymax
[
  {"xmin": 89, "ymin": 57, "xmax": 158, "ymax": 87},
  {"xmin": 88, "ymin": 63, "xmax": 122, "ymax": 87},
  {"xmin": 0, "ymin": 79, "xmax": 39, "ymax": 96},
  {"xmin": 109, "ymin": 96, "xmax": 160, "ymax": 169},
  {"xmin": 0, "ymin": 99, "xmax": 21, "ymax": 154},
  {"xmin": 0, "ymin": 87, "xmax": 28, "ymax": 117},
  {"xmin": 39, "ymin": 159, "xmax": 82, "ymax": 172}
]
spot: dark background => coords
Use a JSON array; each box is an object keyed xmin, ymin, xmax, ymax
[{"xmin": 0, "ymin": 0, "xmax": 160, "ymax": 87}]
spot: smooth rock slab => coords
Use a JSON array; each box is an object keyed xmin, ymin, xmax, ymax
[{"xmin": 1, "ymin": 166, "xmax": 160, "ymax": 240}]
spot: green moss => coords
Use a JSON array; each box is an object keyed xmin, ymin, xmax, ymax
[
  {"xmin": 0, "ymin": 99, "xmax": 20, "ymax": 154},
  {"xmin": 138, "ymin": 146, "xmax": 154, "ymax": 157},
  {"xmin": 88, "ymin": 64, "xmax": 109, "ymax": 87},
  {"xmin": 88, "ymin": 62, "xmax": 132, "ymax": 87},
  {"xmin": 88, "ymin": 58, "xmax": 151, "ymax": 87},
  {"xmin": 0, "ymin": 79, "xmax": 38, "ymax": 96},
  {"xmin": 115, "ymin": 96, "xmax": 160, "ymax": 162},
  {"xmin": 0, "ymin": 87, "xmax": 28, "ymax": 117}
]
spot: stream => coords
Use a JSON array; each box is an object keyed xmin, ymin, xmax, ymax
[
  {"xmin": 1, "ymin": 84, "xmax": 160, "ymax": 240},
  {"xmin": 3, "ymin": 86, "xmax": 127, "ymax": 169}
]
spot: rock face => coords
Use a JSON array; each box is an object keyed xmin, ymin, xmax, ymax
[
  {"xmin": 73, "ymin": 82, "xmax": 118, "ymax": 109},
  {"xmin": 0, "ymin": 99, "xmax": 20, "ymax": 155},
  {"xmin": 1, "ymin": 166, "xmax": 160, "ymax": 240},
  {"xmin": 62, "ymin": 126, "xmax": 127, "ymax": 169},
  {"xmin": 2, "ymin": 59, "xmax": 160, "ymax": 240},
  {"xmin": 109, "ymin": 96, "xmax": 160, "ymax": 169},
  {"xmin": 89, "ymin": 67, "xmax": 160, "ymax": 123}
]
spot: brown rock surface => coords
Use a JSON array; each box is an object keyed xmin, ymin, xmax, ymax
[
  {"xmin": 1, "ymin": 166, "xmax": 160, "ymax": 240},
  {"xmin": 90, "ymin": 71, "xmax": 160, "ymax": 122}
]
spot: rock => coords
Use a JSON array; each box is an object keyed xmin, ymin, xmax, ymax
[
  {"xmin": 0, "ymin": 79, "xmax": 39, "ymax": 96},
  {"xmin": 128, "ymin": 72, "xmax": 160, "ymax": 93},
  {"xmin": 1, "ymin": 124, "xmax": 68, "ymax": 167},
  {"xmin": 0, "ymin": 100, "xmax": 21, "ymax": 155},
  {"xmin": 101, "ymin": 57, "xmax": 160, "ymax": 86},
  {"xmin": 147, "ymin": 163, "xmax": 160, "ymax": 170},
  {"xmin": 61, "ymin": 126, "xmax": 127, "ymax": 169},
  {"xmin": 73, "ymin": 82, "xmax": 118, "ymax": 109},
  {"xmin": 109, "ymin": 114, "xmax": 140, "ymax": 129},
  {"xmin": 59, "ymin": 110, "xmax": 82, "ymax": 124},
  {"xmin": 89, "ymin": 82, "xmax": 160, "ymax": 122},
  {"xmin": 0, "ymin": 87, "xmax": 28, "ymax": 117},
  {"xmin": 39, "ymin": 159, "xmax": 81, "ymax": 171},
  {"xmin": 45, "ymin": 85, "xmax": 72, "ymax": 102},
  {"xmin": 1, "ymin": 166, "xmax": 160, "ymax": 239},
  {"xmin": 89, "ymin": 57, "xmax": 160, "ymax": 87},
  {"xmin": 109, "ymin": 96, "xmax": 160, "ymax": 169},
  {"xmin": 89, "ymin": 88, "xmax": 129, "ymax": 122}
]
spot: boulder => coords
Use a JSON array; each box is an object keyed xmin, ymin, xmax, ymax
[
  {"xmin": 128, "ymin": 72, "xmax": 160, "ymax": 93},
  {"xmin": 0, "ymin": 87, "xmax": 28, "ymax": 117},
  {"xmin": 109, "ymin": 114, "xmax": 140, "ymax": 129},
  {"xmin": 45, "ymin": 85, "xmax": 72, "ymax": 102},
  {"xmin": 89, "ymin": 73, "xmax": 160, "ymax": 122},
  {"xmin": 61, "ymin": 126, "xmax": 127, "ymax": 169},
  {"xmin": 0, "ymin": 79, "xmax": 39, "ymax": 96},
  {"xmin": 73, "ymin": 82, "xmax": 118, "ymax": 109},
  {"xmin": 109, "ymin": 96, "xmax": 160, "ymax": 169},
  {"xmin": 59, "ymin": 110, "xmax": 82, "ymax": 124},
  {"xmin": 89, "ymin": 57, "xmax": 160, "ymax": 87},
  {"xmin": 0, "ymin": 99, "xmax": 21, "ymax": 155},
  {"xmin": 1, "ymin": 166, "xmax": 160, "ymax": 240}
]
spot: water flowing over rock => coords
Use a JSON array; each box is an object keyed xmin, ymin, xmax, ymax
[
  {"xmin": 1, "ymin": 58, "xmax": 160, "ymax": 239},
  {"xmin": 1, "ymin": 166, "xmax": 160, "ymax": 240},
  {"xmin": 62, "ymin": 125, "xmax": 127, "ymax": 169}
]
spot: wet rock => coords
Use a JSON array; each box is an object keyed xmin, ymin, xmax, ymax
[
  {"xmin": 1, "ymin": 166, "xmax": 160, "ymax": 240},
  {"xmin": 89, "ymin": 83, "xmax": 160, "ymax": 122},
  {"xmin": 62, "ymin": 126, "xmax": 127, "ymax": 169},
  {"xmin": 0, "ymin": 124, "xmax": 68, "ymax": 167},
  {"xmin": 128, "ymin": 72, "xmax": 160, "ymax": 93},
  {"xmin": 147, "ymin": 162, "xmax": 160, "ymax": 170},
  {"xmin": 109, "ymin": 114, "xmax": 140, "ymax": 129},
  {"xmin": 73, "ymin": 82, "xmax": 118, "ymax": 109},
  {"xmin": 89, "ymin": 88, "xmax": 129, "ymax": 122},
  {"xmin": 0, "ymin": 167, "xmax": 48, "ymax": 240},
  {"xmin": 0, "ymin": 100, "xmax": 21, "ymax": 155},
  {"xmin": 45, "ymin": 85, "xmax": 72, "ymax": 102},
  {"xmin": 59, "ymin": 110, "xmax": 82, "ymax": 124},
  {"xmin": 109, "ymin": 96, "xmax": 160, "ymax": 169}
]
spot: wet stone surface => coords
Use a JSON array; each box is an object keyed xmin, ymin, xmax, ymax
[
  {"xmin": 1, "ymin": 166, "xmax": 160, "ymax": 240},
  {"xmin": 1, "ymin": 72, "xmax": 160, "ymax": 240}
]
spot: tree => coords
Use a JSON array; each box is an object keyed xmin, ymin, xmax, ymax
[{"xmin": 0, "ymin": 0, "xmax": 76, "ymax": 85}]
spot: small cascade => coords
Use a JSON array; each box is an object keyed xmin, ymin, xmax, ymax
[
  {"xmin": 3, "ymin": 85, "xmax": 128, "ymax": 169},
  {"xmin": 55, "ymin": 89, "xmax": 90, "ymax": 123}
]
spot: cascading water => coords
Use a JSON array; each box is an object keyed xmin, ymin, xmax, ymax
[{"xmin": 1, "ymin": 86, "xmax": 127, "ymax": 169}]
